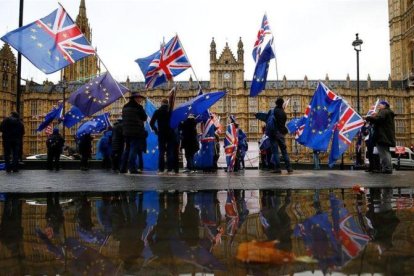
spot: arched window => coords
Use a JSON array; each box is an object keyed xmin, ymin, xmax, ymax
[{"xmin": 2, "ymin": 72, "xmax": 8, "ymax": 88}]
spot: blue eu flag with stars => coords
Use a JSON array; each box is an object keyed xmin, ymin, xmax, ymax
[
  {"xmin": 297, "ymin": 82, "xmax": 342, "ymax": 151},
  {"xmin": 63, "ymin": 106, "xmax": 85, "ymax": 128},
  {"xmin": 143, "ymin": 99, "xmax": 159, "ymax": 171},
  {"xmin": 69, "ymin": 72, "xmax": 128, "ymax": 116},
  {"xmin": 36, "ymin": 104, "xmax": 63, "ymax": 132},
  {"xmin": 76, "ymin": 113, "xmax": 111, "ymax": 138}
]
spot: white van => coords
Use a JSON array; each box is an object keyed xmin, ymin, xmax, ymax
[
  {"xmin": 390, "ymin": 147, "xmax": 414, "ymax": 169},
  {"xmin": 364, "ymin": 147, "xmax": 414, "ymax": 170}
]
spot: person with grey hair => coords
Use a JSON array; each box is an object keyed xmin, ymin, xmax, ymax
[
  {"xmin": 0, "ymin": 112, "xmax": 25, "ymax": 173},
  {"xmin": 365, "ymin": 100, "xmax": 396, "ymax": 174}
]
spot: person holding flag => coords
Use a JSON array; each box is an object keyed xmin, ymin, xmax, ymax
[
  {"xmin": 365, "ymin": 100, "xmax": 396, "ymax": 174},
  {"xmin": 266, "ymin": 98, "xmax": 293, "ymax": 174},
  {"xmin": 361, "ymin": 99, "xmax": 381, "ymax": 173},
  {"xmin": 150, "ymin": 98, "xmax": 174, "ymax": 174}
]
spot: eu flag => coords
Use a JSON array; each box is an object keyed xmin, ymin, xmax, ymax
[
  {"xmin": 76, "ymin": 113, "xmax": 111, "ymax": 138},
  {"xmin": 1, "ymin": 5, "xmax": 95, "ymax": 74},
  {"xmin": 36, "ymin": 104, "xmax": 63, "ymax": 132},
  {"xmin": 63, "ymin": 106, "xmax": 85, "ymax": 128},
  {"xmin": 250, "ymin": 40, "xmax": 274, "ymax": 97},
  {"xmin": 297, "ymin": 82, "xmax": 342, "ymax": 151},
  {"xmin": 143, "ymin": 99, "xmax": 159, "ymax": 171},
  {"xmin": 69, "ymin": 72, "xmax": 128, "ymax": 116}
]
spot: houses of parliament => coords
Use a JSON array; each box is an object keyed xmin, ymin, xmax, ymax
[{"xmin": 1, "ymin": 0, "xmax": 414, "ymax": 163}]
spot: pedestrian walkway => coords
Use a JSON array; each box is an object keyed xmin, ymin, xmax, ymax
[{"xmin": 0, "ymin": 169, "xmax": 412, "ymax": 193}]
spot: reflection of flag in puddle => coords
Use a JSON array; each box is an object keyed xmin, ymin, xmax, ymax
[{"xmin": 225, "ymin": 190, "xmax": 239, "ymax": 239}]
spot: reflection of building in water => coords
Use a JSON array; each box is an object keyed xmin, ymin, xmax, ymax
[{"xmin": 0, "ymin": 189, "xmax": 413, "ymax": 274}]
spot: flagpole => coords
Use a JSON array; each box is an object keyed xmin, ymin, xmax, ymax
[
  {"xmin": 176, "ymin": 34, "xmax": 202, "ymax": 89},
  {"xmin": 95, "ymin": 55, "xmax": 128, "ymax": 103},
  {"xmin": 58, "ymin": 2, "xmax": 127, "ymax": 103},
  {"xmin": 266, "ymin": 12, "xmax": 279, "ymax": 92}
]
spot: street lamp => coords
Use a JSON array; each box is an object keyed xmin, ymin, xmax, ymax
[
  {"xmin": 60, "ymin": 76, "xmax": 68, "ymax": 138},
  {"xmin": 352, "ymin": 33, "xmax": 363, "ymax": 114}
]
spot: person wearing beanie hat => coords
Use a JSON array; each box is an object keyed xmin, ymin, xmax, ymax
[
  {"xmin": 266, "ymin": 97, "xmax": 293, "ymax": 174},
  {"xmin": 366, "ymin": 99, "xmax": 396, "ymax": 174}
]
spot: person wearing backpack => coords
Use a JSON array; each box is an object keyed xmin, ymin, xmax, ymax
[
  {"xmin": 46, "ymin": 128, "xmax": 65, "ymax": 171},
  {"xmin": 266, "ymin": 98, "xmax": 293, "ymax": 174}
]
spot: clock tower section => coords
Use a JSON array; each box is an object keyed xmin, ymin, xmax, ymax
[
  {"xmin": 209, "ymin": 38, "xmax": 244, "ymax": 90},
  {"xmin": 61, "ymin": 0, "xmax": 99, "ymax": 82}
]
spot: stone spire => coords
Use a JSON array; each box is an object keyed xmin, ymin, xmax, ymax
[
  {"xmin": 210, "ymin": 37, "xmax": 216, "ymax": 64},
  {"xmin": 237, "ymin": 37, "xmax": 244, "ymax": 63}
]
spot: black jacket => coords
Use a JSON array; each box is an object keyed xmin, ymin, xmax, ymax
[
  {"xmin": 46, "ymin": 133, "xmax": 65, "ymax": 154},
  {"xmin": 273, "ymin": 107, "xmax": 288, "ymax": 135},
  {"xmin": 150, "ymin": 104, "xmax": 173, "ymax": 139},
  {"xmin": 122, "ymin": 100, "xmax": 148, "ymax": 138},
  {"xmin": 0, "ymin": 116, "xmax": 25, "ymax": 141},
  {"xmin": 179, "ymin": 118, "xmax": 199, "ymax": 154},
  {"xmin": 111, "ymin": 120, "xmax": 124, "ymax": 152},
  {"xmin": 366, "ymin": 107, "xmax": 396, "ymax": 147}
]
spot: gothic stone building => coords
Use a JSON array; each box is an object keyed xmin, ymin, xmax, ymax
[{"xmin": 1, "ymin": 0, "xmax": 414, "ymax": 163}]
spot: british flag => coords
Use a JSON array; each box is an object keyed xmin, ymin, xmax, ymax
[
  {"xmin": 252, "ymin": 14, "xmax": 273, "ymax": 63},
  {"xmin": 329, "ymin": 101, "xmax": 364, "ymax": 166},
  {"xmin": 1, "ymin": 5, "xmax": 95, "ymax": 74},
  {"xmin": 136, "ymin": 35, "xmax": 191, "ymax": 89},
  {"xmin": 225, "ymin": 190, "xmax": 239, "ymax": 239},
  {"xmin": 224, "ymin": 123, "xmax": 238, "ymax": 172},
  {"xmin": 338, "ymin": 213, "xmax": 370, "ymax": 259}
]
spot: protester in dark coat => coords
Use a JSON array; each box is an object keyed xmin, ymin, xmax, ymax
[
  {"xmin": 366, "ymin": 100, "xmax": 396, "ymax": 174},
  {"xmin": 150, "ymin": 99, "xmax": 175, "ymax": 173},
  {"xmin": 0, "ymin": 112, "xmax": 25, "ymax": 172},
  {"xmin": 111, "ymin": 119, "xmax": 124, "ymax": 172},
  {"xmin": 179, "ymin": 116, "xmax": 199, "ymax": 172},
  {"xmin": 121, "ymin": 92, "xmax": 148, "ymax": 174},
  {"xmin": 46, "ymin": 128, "xmax": 65, "ymax": 171},
  {"xmin": 266, "ymin": 98, "xmax": 293, "ymax": 174},
  {"xmin": 78, "ymin": 133, "xmax": 93, "ymax": 171}
]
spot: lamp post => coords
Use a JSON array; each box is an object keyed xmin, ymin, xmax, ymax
[
  {"xmin": 352, "ymin": 33, "xmax": 363, "ymax": 114},
  {"xmin": 60, "ymin": 76, "xmax": 68, "ymax": 139},
  {"xmin": 352, "ymin": 33, "xmax": 363, "ymax": 167}
]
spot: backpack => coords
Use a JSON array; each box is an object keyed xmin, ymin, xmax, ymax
[{"xmin": 265, "ymin": 109, "xmax": 277, "ymax": 137}]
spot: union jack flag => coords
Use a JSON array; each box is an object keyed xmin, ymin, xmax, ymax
[
  {"xmin": 136, "ymin": 35, "xmax": 191, "ymax": 89},
  {"xmin": 224, "ymin": 123, "xmax": 238, "ymax": 172},
  {"xmin": 1, "ymin": 5, "xmax": 95, "ymax": 74},
  {"xmin": 225, "ymin": 190, "xmax": 239, "ymax": 239},
  {"xmin": 45, "ymin": 124, "xmax": 53, "ymax": 136},
  {"xmin": 252, "ymin": 14, "xmax": 273, "ymax": 63},
  {"xmin": 329, "ymin": 100, "xmax": 364, "ymax": 166},
  {"xmin": 338, "ymin": 213, "xmax": 370, "ymax": 259}
]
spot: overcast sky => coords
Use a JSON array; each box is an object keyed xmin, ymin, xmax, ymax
[{"xmin": 0, "ymin": 0, "xmax": 390, "ymax": 84}]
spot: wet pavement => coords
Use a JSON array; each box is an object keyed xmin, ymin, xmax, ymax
[
  {"xmin": 1, "ymin": 169, "xmax": 414, "ymax": 275},
  {"xmin": 0, "ymin": 188, "xmax": 413, "ymax": 275},
  {"xmin": 0, "ymin": 169, "xmax": 414, "ymax": 193}
]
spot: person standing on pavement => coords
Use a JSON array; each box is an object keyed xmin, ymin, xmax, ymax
[
  {"xmin": 0, "ymin": 111, "xmax": 25, "ymax": 173},
  {"xmin": 266, "ymin": 98, "xmax": 293, "ymax": 174},
  {"xmin": 46, "ymin": 128, "xmax": 65, "ymax": 171},
  {"xmin": 365, "ymin": 100, "xmax": 396, "ymax": 174},
  {"xmin": 78, "ymin": 133, "xmax": 93, "ymax": 171},
  {"xmin": 121, "ymin": 92, "xmax": 148, "ymax": 174},
  {"xmin": 150, "ymin": 98, "xmax": 174, "ymax": 174},
  {"xmin": 179, "ymin": 115, "xmax": 199, "ymax": 173}
]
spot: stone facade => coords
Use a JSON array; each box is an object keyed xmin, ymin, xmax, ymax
[{"xmin": 1, "ymin": 1, "xmax": 414, "ymax": 163}]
